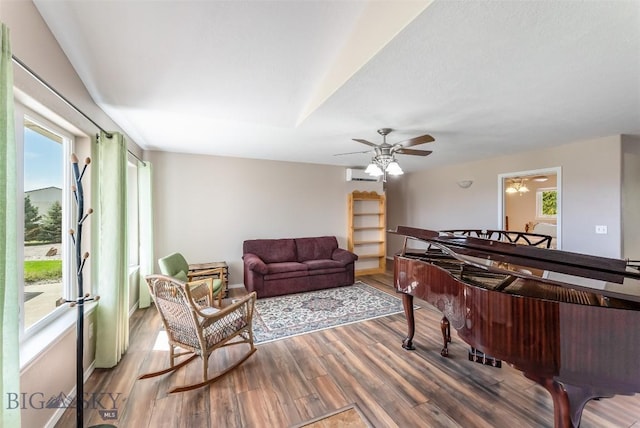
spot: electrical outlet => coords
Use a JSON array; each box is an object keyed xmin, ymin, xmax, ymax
[{"xmin": 595, "ymin": 225, "xmax": 607, "ymax": 234}]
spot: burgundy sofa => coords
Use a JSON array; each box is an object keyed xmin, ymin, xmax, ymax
[{"xmin": 242, "ymin": 236, "xmax": 358, "ymax": 298}]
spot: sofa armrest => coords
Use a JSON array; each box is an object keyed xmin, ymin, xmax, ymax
[
  {"xmin": 243, "ymin": 253, "xmax": 269, "ymax": 274},
  {"xmin": 332, "ymin": 248, "xmax": 358, "ymax": 265}
]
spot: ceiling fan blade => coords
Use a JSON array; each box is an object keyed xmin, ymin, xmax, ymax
[
  {"xmin": 395, "ymin": 148, "xmax": 433, "ymax": 156},
  {"xmin": 397, "ymin": 134, "xmax": 435, "ymax": 148},
  {"xmin": 352, "ymin": 138, "xmax": 378, "ymax": 147},
  {"xmin": 333, "ymin": 149, "xmax": 373, "ymax": 156}
]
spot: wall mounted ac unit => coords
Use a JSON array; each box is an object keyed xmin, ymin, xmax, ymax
[{"xmin": 345, "ymin": 168, "xmax": 379, "ymax": 182}]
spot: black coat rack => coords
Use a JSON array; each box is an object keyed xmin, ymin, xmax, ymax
[{"xmin": 66, "ymin": 153, "xmax": 99, "ymax": 427}]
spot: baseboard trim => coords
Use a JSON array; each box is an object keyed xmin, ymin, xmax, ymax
[{"xmin": 228, "ymin": 283, "xmax": 245, "ymax": 289}]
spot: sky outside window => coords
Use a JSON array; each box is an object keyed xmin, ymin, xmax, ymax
[{"xmin": 24, "ymin": 126, "xmax": 63, "ymax": 191}]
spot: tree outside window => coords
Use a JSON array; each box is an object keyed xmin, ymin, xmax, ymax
[
  {"xmin": 39, "ymin": 201, "xmax": 63, "ymax": 243},
  {"xmin": 24, "ymin": 195, "xmax": 42, "ymax": 242},
  {"xmin": 536, "ymin": 188, "xmax": 557, "ymax": 219}
]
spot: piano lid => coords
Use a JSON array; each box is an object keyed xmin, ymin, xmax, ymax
[{"xmin": 392, "ymin": 225, "xmax": 640, "ymax": 303}]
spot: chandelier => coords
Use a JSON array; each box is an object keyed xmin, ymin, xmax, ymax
[
  {"xmin": 364, "ymin": 154, "xmax": 403, "ymax": 181},
  {"xmin": 505, "ymin": 177, "xmax": 529, "ymax": 194}
]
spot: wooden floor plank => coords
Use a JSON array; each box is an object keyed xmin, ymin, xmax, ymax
[
  {"xmin": 208, "ymin": 378, "xmax": 242, "ymax": 428},
  {"xmin": 307, "ymin": 374, "xmax": 350, "ymax": 410},
  {"xmin": 54, "ymin": 270, "xmax": 640, "ymax": 427}
]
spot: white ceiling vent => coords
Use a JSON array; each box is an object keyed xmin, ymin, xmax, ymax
[{"xmin": 346, "ymin": 168, "xmax": 379, "ymax": 182}]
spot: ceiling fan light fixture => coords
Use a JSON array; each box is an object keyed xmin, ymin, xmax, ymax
[
  {"xmin": 365, "ymin": 162, "xmax": 383, "ymax": 177},
  {"xmin": 531, "ymin": 175, "xmax": 549, "ymax": 182},
  {"xmin": 364, "ymin": 162, "xmax": 377, "ymax": 174},
  {"xmin": 506, "ymin": 177, "xmax": 530, "ymax": 194},
  {"xmin": 386, "ymin": 161, "xmax": 403, "ymax": 176},
  {"xmin": 339, "ymin": 128, "xmax": 435, "ymax": 181}
]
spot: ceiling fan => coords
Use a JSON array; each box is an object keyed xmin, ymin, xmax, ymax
[{"xmin": 336, "ymin": 128, "xmax": 435, "ymax": 179}]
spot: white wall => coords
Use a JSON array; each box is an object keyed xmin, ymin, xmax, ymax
[
  {"xmin": 148, "ymin": 151, "xmax": 382, "ymax": 284},
  {"xmin": 387, "ymin": 135, "xmax": 623, "ymax": 258}
]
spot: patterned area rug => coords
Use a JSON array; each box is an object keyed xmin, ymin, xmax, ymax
[{"xmin": 252, "ymin": 281, "xmax": 407, "ymax": 344}]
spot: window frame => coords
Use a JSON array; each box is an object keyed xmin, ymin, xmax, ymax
[
  {"xmin": 18, "ymin": 104, "xmax": 76, "ymax": 341},
  {"xmin": 536, "ymin": 187, "xmax": 558, "ymax": 220}
]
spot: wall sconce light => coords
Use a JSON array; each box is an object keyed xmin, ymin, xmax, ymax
[{"xmin": 457, "ymin": 180, "xmax": 473, "ymax": 189}]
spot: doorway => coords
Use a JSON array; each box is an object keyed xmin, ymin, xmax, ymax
[{"xmin": 498, "ymin": 167, "xmax": 561, "ymax": 249}]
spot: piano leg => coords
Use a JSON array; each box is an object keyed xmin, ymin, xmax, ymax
[
  {"xmin": 526, "ymin": 374, "xmax": 604, "ymax": 428},
  {"xmin": 401, "ymin": 293, "xmax": 416, "ymax": 350},
  {"xmin": 440, "ymin": 316, "xmax": 451, "ymax": 357}
]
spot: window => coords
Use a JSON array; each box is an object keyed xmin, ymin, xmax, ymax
[
  {"xmin": 536, "ymin": 187, "xmax": 557, "ymax": 220},
  {"xmin": 21, "ymin": 113, "xmax": 73, "ymax": 335},
  {"xmin": 127, "ymin": 159, "xmax": 139, "ymax": 268}
]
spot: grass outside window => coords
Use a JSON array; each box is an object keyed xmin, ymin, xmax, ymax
[{"xmin": 24, "ymin": 260, "xmax": 62, "ymax": 283}]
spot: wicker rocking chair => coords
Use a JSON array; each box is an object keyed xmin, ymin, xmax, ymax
[{"xmin": 140, "ymin": 274, "xmax": 257, "ymax": 393}]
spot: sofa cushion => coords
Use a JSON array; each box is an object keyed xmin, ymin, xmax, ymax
[
  {"xmin": 265, "ymin": 270, "xmax": 310, "ymax": 281},
  {"xmin": 174, "ymin": 270, "xmax": 188, "ymax": 282},
  {"xmin": 267, "ymin": 261, "xmax": 308, "ymax": 274},
  {"xmin": 306, "ymin": 267, "xmax": 346, "ymax": 276},
  {"xmin": 243, "ymin": 239, "xmax": 297, "ymax": 264},
  {"xmin": 295, "ymin": 236, "xmax": 338, "ymax": 262},
  {"xmin": 303, "ymin": 259, "xmax": 343, "ymax": 270}
]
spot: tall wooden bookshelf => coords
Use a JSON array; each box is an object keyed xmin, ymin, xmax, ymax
[{"xmin": 347, "ymin": 191, "xmax": 386, "ymax": 276}]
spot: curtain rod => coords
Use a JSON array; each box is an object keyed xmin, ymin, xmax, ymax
[
  {"xmin": 12, "ymin": 54, "xmax": 112, "ymax": 137},
  {"xmin": 12, "ymin": 54, "xmax": 147, "ymax": 165}
]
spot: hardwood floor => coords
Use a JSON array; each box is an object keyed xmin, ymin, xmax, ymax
[{"xmin": 56, "ymin": 271, "xmax": 640, "ymax": 427}]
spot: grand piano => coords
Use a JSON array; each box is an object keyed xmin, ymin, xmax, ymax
[{"xmin": 392, "ymin": 225, "xmax": 640, "ymax": 428}]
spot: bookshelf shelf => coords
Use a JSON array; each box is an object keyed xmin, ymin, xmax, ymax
[{"xmin": 347, "ymin": 191, "xmax": 386, "ymax": 276}]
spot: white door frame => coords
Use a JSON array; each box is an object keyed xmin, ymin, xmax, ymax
[{"xmin": 497, "ymin": 166, "xmax": 562, "ymax": 249}]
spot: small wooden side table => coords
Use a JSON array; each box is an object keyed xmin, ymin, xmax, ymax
[{"xmin": 189, "ymin": 261, "xmax": 229, "ymax": 297}]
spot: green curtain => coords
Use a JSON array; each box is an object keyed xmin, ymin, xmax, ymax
[
  {"xmin": 137, "ymin": 160, "xmax": 153, "ymax": 308},
  {"xmin": 0, "ymin": 22, "xmax": 21, "ymax": 427},
  {"xmin": 93, "ymin": 131, "xmax": 129, "ymax": 367}
]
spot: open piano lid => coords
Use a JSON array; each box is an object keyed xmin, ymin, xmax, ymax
[{"xmin": 392, "ymin": 225, "xmax": 640, "ymax": 304}]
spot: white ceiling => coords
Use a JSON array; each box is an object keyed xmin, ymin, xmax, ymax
[{"xmin": 33, "ymin": 0, "xmax": 640, "ymax": 173}]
